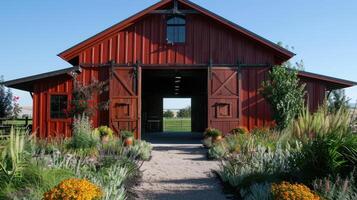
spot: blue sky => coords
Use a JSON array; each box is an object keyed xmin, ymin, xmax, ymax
[{"xmin": 1, "ymin": 0, "xmax": 356, "ymax": 108}]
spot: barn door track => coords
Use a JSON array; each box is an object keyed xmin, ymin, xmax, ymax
[{"xmin": 133, "ymin": 133, "xmax": 228, "ymax": 200}]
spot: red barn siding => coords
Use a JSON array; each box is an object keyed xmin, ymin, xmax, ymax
[
  {"xmin": 72, "ymin": 14, "xmax": 276, "ymax": 66},
  {"xmin": 32, "ymin": 76, "xmax": 73, "ymax": 138},
  {"xmin": 300, "ymin": 78, "xmax": 327, "ymax": 112},
  {"xmin": 240, "ymin": 67, "xmax": 273, "ymax": 130}
]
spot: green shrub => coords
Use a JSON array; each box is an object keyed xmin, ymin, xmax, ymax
[
  {"xmin": 208, "ymin": 141, "xmax": 227, "ymax": 159},
  {"xmin": 86, "ymin": 161, "xmax": 130, "ymax": 200},
  {"xmin": 204, "ymin": 128, "xmax": 222, "ymax": 137},
  {"xmin": 230, "ymin": 127, "xmax": 249, "ymax": 135},
  {"xmin": 66, "ymin": 115, "xmax": 99, "ymax": 150},
  {"xmin": 128, "ymin": 140, "xmax": 152, "ymax": 161},
  {"xmin": 218, "ymin": 144, "xmax": 300, "ymax": 189},
  {"xmin": 261, "ymin": 66, "xmax": 306, "ymax": 130},
  {"xmin": 208, "ymin": 129, "xmax": 282, "ymax": 159},
  {"xmin": 240, "ymin": 182, "xmax": 272, "ymax": 200},
  {"xmin": 292, "ymin": 131, "xmax": 357, "ymax": 182},
  {"xmin": 94, "ymin": 126, "xmax": 114, "ymax": 138},
  {"xmin": 202, "ymin": 136, "xmax": 213, "ymax": 148},
  {"xmin": 101, "ymin": 137, "xmax": 125, "ymax": 155},
  {"xmin": 121, "ymin": 130, "xmax": 134, "ymax": 139}
]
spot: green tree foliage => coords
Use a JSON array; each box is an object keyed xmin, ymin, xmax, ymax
[
  {"xmin": 328, "ymin": 89, "xmax": 349, "ymax": 113},
  {"xmin": 163, "ymin": 110, "xmax": 174, "ymax": 118},
  {"xmin": 177, "ymin": 106, "xmax": 191, "ymax": 118},
  {"xmin": 0, "ymin": 76, "xmax": 13, "ymax": 118},
  {"xmin": 261, "ymin": 66, "xmax": 306, "ymax": 130}
]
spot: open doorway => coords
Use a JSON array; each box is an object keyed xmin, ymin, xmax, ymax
[
  {"xmin": 141, "ymin": 68, "xmax": 207, "ymax": 142},
  {"xmin": 163, "ymin": 98, "xmax": 191, "ymax": 132}
]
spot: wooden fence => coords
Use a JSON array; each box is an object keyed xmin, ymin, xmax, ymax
[{"xmin": 0, "ymin": 117, "xmax": 32, "ymax": 138}]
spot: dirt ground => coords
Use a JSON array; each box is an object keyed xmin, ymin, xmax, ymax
[{"xmin": 133, "ymin": 142, "xmax": 228, "ymax": 200}]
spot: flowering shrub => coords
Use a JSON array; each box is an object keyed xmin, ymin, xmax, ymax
[
  {"xmin": 271, "ymin": 181, "xmax": 320, "ymax": 200},
  {"xmin": 43, "ymin": 178, "xmax": 103, "ymax": 200}
]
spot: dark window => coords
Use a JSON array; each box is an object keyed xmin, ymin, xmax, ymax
[
  {"xmin": 166, "ymin": 16, "xmax": 186, "ymax": 43},
  {"xmin": 50, "ymin": 95, "xmax": 68, "ymax": 119}
]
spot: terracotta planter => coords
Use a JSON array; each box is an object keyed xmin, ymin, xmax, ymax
[
  {"xmin": 212, "ymin": 135, "xmax": 222, "ymax": 143},
  {"xmin": 101, "ymin": 135, "xmax": 110, "ymax": 144},
  {"xmin": 124, "ymin": 137, "xmax": 134, "ymax": 146}
]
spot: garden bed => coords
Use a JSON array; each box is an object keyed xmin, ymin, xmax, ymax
[
  {"xmin": 0, "ymin": 116, "xmax": 152, "ymax": 200},
  {"xmin": 205, "ymin": 106, "xmax": 357, "ymax": 199}
]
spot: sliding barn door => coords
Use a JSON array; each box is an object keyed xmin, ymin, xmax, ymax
[
  {"xmin": 109, "ymin": 66, "xmax": 141, "ymax": 139},
  {"xmin": 207, "ymin": 67, "xmax": 240, "ymax": 134}
]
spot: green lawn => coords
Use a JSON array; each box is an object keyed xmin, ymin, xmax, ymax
[
  {"xmin": 1, "ymin": 119, "xmax": 32, "ymax": 125},
  {"xmin": 163, "ymin": 118, "xmax": 191, "ymax": 132}
]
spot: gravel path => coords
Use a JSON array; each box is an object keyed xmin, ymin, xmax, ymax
[{"xmin": 134, "ymin": 142, "xmax": 228, "ymax": 200}]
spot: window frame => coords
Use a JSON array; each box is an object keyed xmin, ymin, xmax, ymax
[
  {"xmin": 166, "ymin": 15, "xmax": 186, "ymax": 44},
  {"xmin": 48, "ymin": 93, "xmax": 70, "ymax": 121}
]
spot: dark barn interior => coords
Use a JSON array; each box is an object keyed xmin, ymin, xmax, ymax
[{"xmin": 141, "ymin": 69, "xmax": 207, "ymax": 134}]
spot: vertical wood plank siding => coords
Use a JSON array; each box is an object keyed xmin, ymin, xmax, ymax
[
  {"xmin": 75, "ymin": 14, "xmax": 276, "ymax": 66},
  {"xmin": 31, "ymin": 13, "xmax": 329, "ymax": 137},
  {"xmin": 32, "ymin": 76, "xmax": 73, "ymax": 138}
]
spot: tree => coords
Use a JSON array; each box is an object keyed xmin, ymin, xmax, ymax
[
  {"xmin": 261, "ymin": 66, "xmax": 306, "ymax": 130},
  {"xmin": 328, "ymin": 89, "xmax": 349, "ymax": 113},
  {"xmin": 69, "ymin": 77, "xmax": 108, "ymax": 117},
  {"xmin": 177, "ymin": 106, "xmax": 191, "ymax": 118},
  {"xmin": 12, "ymin": 96, "xmax": 22, "ymax": 118},
  {"xmin": 163, "ymin": 110, "xmax": 174, "ymax": 118},
  {"xmin": 0, "ymin": 76, "xmax": 13, "ymax": 118}
]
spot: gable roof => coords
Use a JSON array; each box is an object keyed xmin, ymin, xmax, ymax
[{"xmin": 58, "ymin": 0, "xmax": 295, "ymax": 61}]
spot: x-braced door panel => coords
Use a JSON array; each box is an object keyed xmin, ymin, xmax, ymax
[
  {"xmin": 109, "ymin": 66, "xmax": 141, "ymax": 138},
  {"xmin": 207, "ymin": 67, "xmax": 240, "ymax": 134}
]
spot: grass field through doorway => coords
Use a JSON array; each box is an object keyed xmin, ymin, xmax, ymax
[{"xmin": 163, "ymin": 118, "xmax": 191, "ymax": 132}]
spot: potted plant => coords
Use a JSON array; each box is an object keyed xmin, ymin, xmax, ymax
[
  {"xmin": 210, "ymin": 129, "xmax": 223, "ymax": 143},
  {"xmin": 121, "ymin": 130, "xmax": 134, "ymax": 146},
  {"xmin": 205, "ymin": 128, "xmax": 222, "ymax": 143},
  {"xmin": 94, "ymin": 126, "xmax": 113, "ymax": 143},
  {"xmin": 230, "ymin": 127, "xmax": 249, "ymax": 135}
]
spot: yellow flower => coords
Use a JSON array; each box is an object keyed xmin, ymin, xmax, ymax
[
  {"xmin": 43, "ymin": 178, "xmax": 103, "ymax": 200},
  {"xmin": 271, "ymin": 181, "xmax": 320, "ymax": 200}
]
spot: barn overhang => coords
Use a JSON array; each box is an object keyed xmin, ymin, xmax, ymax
[
  {"xmin": 298, "ymin": 70, "xmax": 357, "ymax": 90},
  {"xmin": 2, "ymin": 66, "xmax": 81, "ymax": 92}
]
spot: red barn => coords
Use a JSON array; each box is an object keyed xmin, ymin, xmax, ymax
[{"xmin": 4, "ymin": 0, "xmax": 356, "ymax": 138}]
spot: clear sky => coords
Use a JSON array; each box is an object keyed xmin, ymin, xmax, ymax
[
  {"xmin": 164, "ymin": 98, "xmax": 191, "ymax": 110},
  {"xmin": 1, "ymin": 0, "xmax": 356, "ymax": 108}
]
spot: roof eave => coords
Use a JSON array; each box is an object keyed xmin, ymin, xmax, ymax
[
  {"xmin": 3, "ymin": 66, "xmax": 81, "ymax": 92},
  {"xmin": 298, "ymin": 70, "xmax": 357, "ymax": 89}
]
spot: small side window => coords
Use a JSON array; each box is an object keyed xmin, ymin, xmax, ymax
[{"xmin": 50, "ymin": 95, "xmax": 68, "ymax": 119}]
